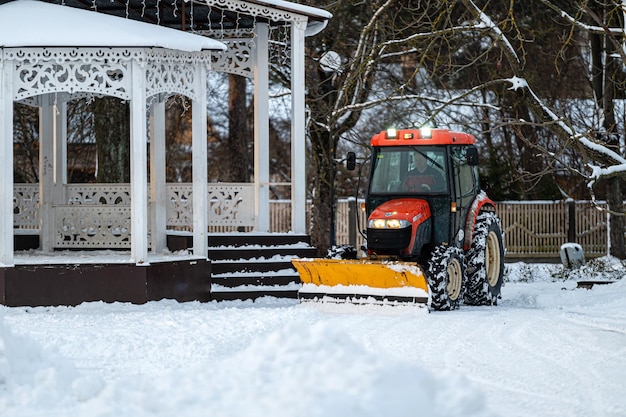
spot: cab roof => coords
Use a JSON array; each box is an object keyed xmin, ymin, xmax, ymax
[{"xmin": 370, "ymin": 128, "xmax": 476, "ymax": 147}]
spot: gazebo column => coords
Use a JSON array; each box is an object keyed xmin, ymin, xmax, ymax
[
  {"xmin": 39, "ymin": 96, "xmax": 54, "ymax": 252},
  {"xmin": 253, "ymin": 22, "xmax": 270, "ymax": 232},
  {"xmin": 192, "ymin": 64, "xmax": 208, "ymax": 257},
  {"xmin": 150, "ymin": 96, "xmax": 167, "ymax": 253},
  {"xmin": 0, "ymin": 59, "xmax": 14, "ymax": 266},
  {"xmin": 291, "ymin": 20, "xmax": 307, "ymax": 234},
  {"xmin": 130, "ymin": 60, "xmax": 149, "ymax": 264},
  {"xmin": 39, "ymin": 94, "xmax": 67, "ymax": 252},
  {"xmin": 54, "ymin": 98, "xmax": 68, "ymax": 195}
]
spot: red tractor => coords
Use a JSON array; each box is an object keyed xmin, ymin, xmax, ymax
[{"xmin": 292, "ymin": 127, "xmax": 505, "ymax": 311}]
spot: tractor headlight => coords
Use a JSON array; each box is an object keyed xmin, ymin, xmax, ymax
[
  {"xmin": 370, "ymin": 219, "xmax": 387, "ymax": 229},
  {"xmin": 368, "ymin": 219, "xmax": 411, "ymax": 229},
  {"xmin": 386, "ymin": 219, "xmax": 409, "ymax": 229}
]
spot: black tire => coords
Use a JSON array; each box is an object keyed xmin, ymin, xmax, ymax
[
  {"xmin": 465, "ymin": 212, "xmax": 505, "ymax": 306},
  {"xmin": 326, "ymin": 244, "xmax": 358, "ymax": 259},
  {"xmin": 427, "ymin": 245, "xmax": 465, "ymax": 311}
]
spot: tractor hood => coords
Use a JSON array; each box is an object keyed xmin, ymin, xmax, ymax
[{"xmin": 369, "ymin": 198, "xmax": 431, "ymax": 224}]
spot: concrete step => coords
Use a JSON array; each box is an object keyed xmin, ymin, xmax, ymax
[{"xmin": 205, "ymin": 234, "xmax": 315, "ymax": 301}]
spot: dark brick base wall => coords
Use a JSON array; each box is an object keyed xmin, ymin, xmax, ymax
[{"xmin": 0, "ymin": 259, "xmax": 211, "ymax": 307}]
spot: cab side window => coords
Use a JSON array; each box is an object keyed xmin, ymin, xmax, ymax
[{"xmin": 452, "ymin": 147, "xmax": 476, "ymax": 197}]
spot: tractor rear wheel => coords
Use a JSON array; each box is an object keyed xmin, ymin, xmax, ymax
[
  {"xmin": 465, "ymin": 212, "xmax": 505, "ymax": 305},
  {"xmin": 427, "ymin": 245, "xmax": 465, "ymax": 311}
]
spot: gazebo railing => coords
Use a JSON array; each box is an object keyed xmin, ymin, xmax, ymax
[
  {"xmin": 14, "ymin": 183, "xmax": 256, "ymax": 248},
  {"xmin": 166, "ymin": 183, "xmax": 255, "ymax": 230},
  {"xmin": 13, "ymin": 184, "xmax": 40, "ymax": 233},
  {"xmin": 54, "ymin": 184, "xmax": 134, "ymax": 248}
]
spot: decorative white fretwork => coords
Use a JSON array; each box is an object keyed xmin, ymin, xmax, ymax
[
  {"xmin": 167, "ymin": 183, "xmax": 255, "ymax": 227},
  {"xmin": 167, "ymin": 184, "xmax": 193, "ymax": 228},
  {"xmin": 199, "ymin": 0, "xmax": 307, "ymax": 25},
  {"xmin": 5, "ymin": 47, "xmax": 213, "ymax": 103},
  {"xmin": 269, "ymin": 25, "xmax": 292, "ymax": 68},
  {"xmin": 57, "ymin": 184, "xmax": 134, "ymax": 248},
  {"xmin": 7, "ymin": 48, "xmax": 136, "ymax": 101},
  {"xmin": 13, "ymin": 183, "xmax": 256, "ymax": 247},
  {"xmin": 55, "ymin": 205, "xmax": 132, "ymax": 248},
  {"xmin": 13, "ymin": 184, "xmax": 39, "ymax": 231},
  {"xmin": 208, "ymin": 184, "xmax": 255, "ymax": 226},
  {"xmin": 66, "ymin": 184, "xmax": 131, "ymax": 205},
  {"xmin": 209, "ymin": 27, "xmax": 293, "ymax": 79},
  {"xmin": 145, "ymin": 49, "xmax": 212, "ymax": 100},
  {"xmin": 211, "ymin": 39, "xmax": 254, "ymax": 78}
]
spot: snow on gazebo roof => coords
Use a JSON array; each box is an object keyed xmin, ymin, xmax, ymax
[
  {"xmin": 0, "ymin": 0, "xmax": 226, "ymax": 51},
  {"xmin": 246, "ymin": 0, "xmax": 331, "ymax": 20},
  {"xmin": 249, "ymin": 0, "xmax": 332, "ymax": 35}
]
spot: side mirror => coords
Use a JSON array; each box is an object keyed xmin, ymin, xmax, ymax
[
  {"xmin": 346, "ymin": 152, "xmax": 356, "ymax": 170},
  {"xmin": 467, "ymin": 147, "xmax": 478, "ymax": 166}
]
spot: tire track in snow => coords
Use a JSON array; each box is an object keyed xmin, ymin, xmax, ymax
[
  {"xmin": 462, "ymin": 307, "xmax": 626, "ymax": 417},
  {"xmin": 326, "ymin": 303, "xmax": 626, "ymax": 417}
]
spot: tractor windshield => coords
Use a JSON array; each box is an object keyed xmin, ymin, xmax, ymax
[{"xmin": 369, "ymin": 146, "xmax": 448, "ymax": 194}]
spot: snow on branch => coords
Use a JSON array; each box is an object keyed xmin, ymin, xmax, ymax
[
  {"xmin": 333, "ymin": 0, "xmax": 396, "ymax": 128},
  {"xmin": 588, "ymin": 163, "xmax": 626, "ymax": 183},
  {"xmin": 464, "ymin": 0, "xmax": 520, "ymax": 64},
  {"xmin": 332, "ymin": 92, "xmax": 500, "ymax": 118},
  {"xmin": 579, "ymin": 138, "xmax": 626, "ymax": 165},
  {"xmin": 537, "ymin": 0, "xmax": 625, "ymax": 35},
  {"xmin": 379, "ymin": 25, "xmax": 473, "ymax": 49},
  {"xmin": 506, "ymin": 76, "xmax": 527, "ymax": 91},
  {"xmin": 458, "ymin": 0, "xmax": 626, "ymax": 185},
  {"xmin": 504, "ymin": 75, "xmax": 626, "ymax": 186},
  {"xmin": 520, "ymin": 80, "xmax": 575, "ymax": 137},
  {"xmin": 536, "ymin": 0, "xmax": 626, "ymax": 64}
]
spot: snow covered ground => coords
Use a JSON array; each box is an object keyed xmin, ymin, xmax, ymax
[{"xmin": 1, "ymin": 257, "xmax": 625, "ymax": 417}]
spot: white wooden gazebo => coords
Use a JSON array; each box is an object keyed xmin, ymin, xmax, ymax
[{"xmin": 0, "ymin": 0, "xmax": 331, "ymax": 269}]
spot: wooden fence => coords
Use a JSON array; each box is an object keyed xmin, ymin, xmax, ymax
[
  {"xmin": 495, "ymin": 200, "xmax": 607, "ymax": 259},
  {"xmin": 269, "ymin": 199, "xmax": 609, "ymax": 259}
]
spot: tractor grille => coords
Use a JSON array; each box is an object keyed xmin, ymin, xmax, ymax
[{"xmin": 367, "ymin": 227, "xmax": 412, "ymax": 253}]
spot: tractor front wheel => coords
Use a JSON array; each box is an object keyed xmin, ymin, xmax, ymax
[
  {"xmin": 427, "ymin": 245, "xmax": 465, "ymax": 311},
  {"xmin": 465, "ymin": 212, "xmax": 505, "ymax": 305}
]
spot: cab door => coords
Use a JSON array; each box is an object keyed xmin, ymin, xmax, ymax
[{"xmin": 450, "ymin": 146, "xmax": 479, "ymax": 243}]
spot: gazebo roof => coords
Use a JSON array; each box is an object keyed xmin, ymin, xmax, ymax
[
  {"xmin": 0, "ymin": 0, "xmax": 227, "ymax": 51},
  {"xmin": 0, "ymin": 0, "xmax": 331, "ymax": 36}
]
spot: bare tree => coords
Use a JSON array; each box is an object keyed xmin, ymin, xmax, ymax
[
  {"xmin": 14, "ymin": 99, "xmax": 98, "ymax": 184},
  {"xmin": 298, "ymin": 0, "xmax": 626, "ymax": 257},
  {"xmin": 94, "ymin": 97, "xmax": 130, "ymax": 183},
  {"xmin": 13, "ymin": 103, "xmax": 40, "ymax": 183},
  {"xmin": 304, "ymin": 0, "xmax": 462, "ymax": 255},
  {"xmin": 224, "ymin": 74, "xmax": 252, "ymax": 182},
  {"xmin": 458, "ymin": 0, "xmax": 626, "ymax": 257}
]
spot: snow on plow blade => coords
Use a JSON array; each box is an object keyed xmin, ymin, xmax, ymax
[{"xmin": 291, "ymin": 258, "xmax": 429, "ymax": 305}]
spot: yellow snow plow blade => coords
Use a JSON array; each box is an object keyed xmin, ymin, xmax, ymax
[{"xmin": 291, "ymin": 258, "xmax": 429, "ymax": 304}]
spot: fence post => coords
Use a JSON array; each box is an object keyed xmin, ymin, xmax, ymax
[
  {"xmin": 567, "ymin": 199, "xmax": 576, "ymax": 243},
  {"xmin": 348, "ymin": 197, "xmax": 357, "ymax": 247}
]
